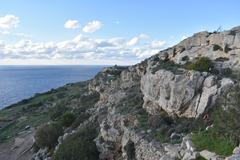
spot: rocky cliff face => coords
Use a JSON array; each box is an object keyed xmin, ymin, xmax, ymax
[
  {"xmin": 159, "ymin": 26, "xmax": 240, "ymax": 70},
  {"xmin": 87, "ymin": 26, "xmax": 240, "ymax": 159}
]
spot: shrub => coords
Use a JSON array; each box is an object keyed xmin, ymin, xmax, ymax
[
  {"xmin": 71, "ymin": 112, "xmax": 90, "ymax": 129},
  {"xmin": 49, "ymin": 104, "xmax": 68, "ymax": 120},
  {"xmin": 186, "ymin": 57, "xmax": 213, "ymax": 72},
  {"xmin": 61, "ymin": 112, "xmax": 76, "ymax": 127},
  {"xmin": 151, "ymin": 59, "xmax": 181, "ymax": 74},
  {"xmin": 54, "ymin": 126, "xmax": 99, "ymax": 160},
  {"xmin": 213, "ymin": 44, "xmax": 223, "ymax": 51},
  {"xmin": 181, "ymin": 56, "xmax": 189, "ymax": 61},
  {"xmin": 148, "ymin": 115, "xmax": 163, "ymax": 128},
  {"xmin": 34, "ymin": 123, "xmax": 63, "ymax": 149}
]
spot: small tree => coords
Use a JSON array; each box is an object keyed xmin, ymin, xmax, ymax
[
  {"xmin": 54, "ymin": 126, "xmax": 99, "ymax": 160},
  {"xmin": 61, "ymin": 112, "xmax": 76, "ymax": 127},
  {"xmin": 34, "ymin": 123, "xmax": 63, "ymax": 149}
]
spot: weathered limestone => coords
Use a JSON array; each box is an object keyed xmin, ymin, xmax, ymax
[
  {"xmin": 157, "ymin": 26, "xmax": 240, "ymax": 69},
  {"xmin": 200, "ymin": 150, "xmax": 223, "ymax": 160},
  {"xmin": 141, "ymin": 69, "xmax": 233, "ymax": 118}
]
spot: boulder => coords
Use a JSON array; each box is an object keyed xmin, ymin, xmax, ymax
[
  {"xmin": 141, "ymin": 69, "xmax": 233, "ymax": 118},
  {"xmin": 200, "ymin": 150, "xmax": 223, "ymax": 160}
]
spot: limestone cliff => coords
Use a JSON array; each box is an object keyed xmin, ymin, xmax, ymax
[{"xmin": 87, "ymin": 26, "xmax": 240, "ymax": 160}]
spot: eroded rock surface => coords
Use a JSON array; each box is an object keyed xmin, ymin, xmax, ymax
[{"xmin": 141, "ymin": 69, "xmax": 233, "ymax": 117}]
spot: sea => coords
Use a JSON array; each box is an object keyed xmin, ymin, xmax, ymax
[{"xmin": 0, "ymin": 65, "xmax": 105, "ymax": 109}]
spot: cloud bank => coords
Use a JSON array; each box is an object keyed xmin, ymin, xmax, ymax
[{"xmin": 0, "ymin": 34, "xmax": 166, "ymax": 65}]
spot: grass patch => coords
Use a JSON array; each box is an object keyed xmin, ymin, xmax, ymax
[
  {"xmin": 191, "ymin": 129, "xmax": 236, "ymax": 156},
  {"xmin": 0, "ymin": 113, "xmax": 50, "ymax": 142},
  {"xmin": 0, "ymin": 80, "xmax": 92, "ymax": 143}
]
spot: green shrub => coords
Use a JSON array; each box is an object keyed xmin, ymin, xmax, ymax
[
  {"xmin": 35, "ymin": 123, "xmax": 63, "ymax": 149},
  {"xmin": 61, "ymin": 112, "xmax": 76, "ymax": 127},
  {"xmin": 191, "ymin": 129, "xmax": 235, "ymax": 156},
  {"xmin": 54, "ymin": 126, "xmax": 99, "ymax": 160},
  {"xmin": 151, "ymin": 59, "xmax": 181, "ymax": 74},
  {"xmin": 71, "ymin": 112, "xmax": 90, "ymax": 129},
  {"xmin": 213, "ymin": 44, "xmax": 223, "ymax": 51},
  {"xmin": 49, "ymin": 104, "xmax": 68, "ymax": 120},
  {"xmin": 186, "ymin": 57, "xmax": 213, "ymax": 72}
]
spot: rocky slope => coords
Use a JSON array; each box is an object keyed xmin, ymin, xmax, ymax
[
  {"xmin": 89, "ymin": 26, "xmax": 240, "ymax": 160},
  {"xmin": 1, "ymin": 26, "xmax": 240, "ymax": 160}
]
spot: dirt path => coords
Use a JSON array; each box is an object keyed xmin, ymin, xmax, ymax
[{"xmin": 0, "ymin": 130, "xmax": 35, "ymax": 160}]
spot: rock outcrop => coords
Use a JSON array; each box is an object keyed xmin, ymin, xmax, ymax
[
  {"xmin": 141, "ymin": 69, "xmax": 233, "ymax": 117},
  {"xmin": 157, "ymin": 26, "xmax": 240, "ymax": 70},
  {"xmin": 84, "ymin": 27, "xmax": 240, "ymax": 160}
]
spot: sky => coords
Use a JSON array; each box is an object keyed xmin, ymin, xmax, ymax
[{"xmin": 0, "ymin": 0, "xmax": 240, "ymax": 65}]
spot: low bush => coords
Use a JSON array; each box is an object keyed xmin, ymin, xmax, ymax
[
  {"xmin": 34, "ymin": 123, "xmax": 63, "ymax": 149},
  {"xmin": 71, "ymin": 112, "xmax": 90, "ymax": 129},
  {"xmin": 54, "ymin": 126, "xmax": 99, "ymax": 160},
  {"xmin": 213, "ymin": 44, "xmax": 223, "ymax": 51},
  {"xmin": 151, "ymin": 59, "xmax": 181, "ymax": 74},
  {"xmin": 49, "ymin": 104, "xmax": 68, "ymax": 120},
  {"xmin": 186, "ymin": 57, "xmax": 213, "ymax": 72},
  {"xmin": 61, "ymin": 112, "xmax": 75, "ymax": 127}
]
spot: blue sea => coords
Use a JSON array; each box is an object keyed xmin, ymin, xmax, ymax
[{"xmin": 0, "ymin": 65, "xmax": 105, "ymax": 109}]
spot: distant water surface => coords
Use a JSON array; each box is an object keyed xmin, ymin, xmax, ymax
[{"xmin": 0, "ymin": 65, "xmax": 105, "ymax": 109}]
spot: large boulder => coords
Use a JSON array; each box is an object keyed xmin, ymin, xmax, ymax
[{"xmin": 141, "ymin": 69, "xmax": 233, "ymax": 118}]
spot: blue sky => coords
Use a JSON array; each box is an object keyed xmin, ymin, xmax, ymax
[{"xmin": 0, "ymin": 0, "xmax": 239, "ymax": 65}]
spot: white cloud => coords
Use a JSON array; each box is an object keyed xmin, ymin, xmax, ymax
[
  {"xmin": 127, "ymin": 34, "xmax": 149, "ymax": 46},
  {"xmin": 0, "ymin": 15, "xmax": 20, "ymax": 29},
  {"xmin": 150, "ymin": 40, "xmax": 166, "ymax": 48},
  {"xmin": 64, "ymin": 20, "xmax": 79, "ymax": 29},
  {"xmin": 82, "ymin": 20, "xmax": 103, "ymax": 33},
  {"xmin": 0, "ymin": 33, "xmax": 167, "ymax": 65}
]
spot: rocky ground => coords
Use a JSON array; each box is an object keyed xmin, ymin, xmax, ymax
[{"xmin": 1, "ymin": 26, "xmax": 240, "ymax": 160}]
